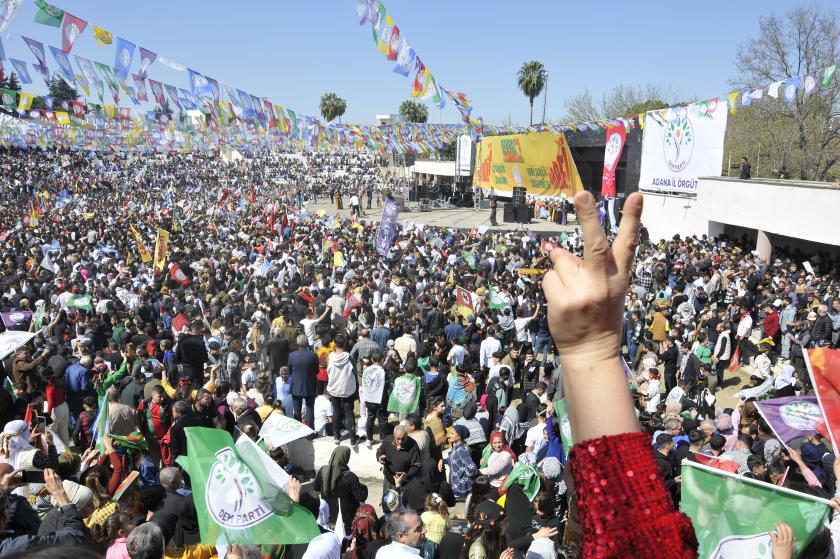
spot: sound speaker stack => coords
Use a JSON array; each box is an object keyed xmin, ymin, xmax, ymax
[{"xmin": 512, "ymin": 186, "xmax": 527, "ymax": 206}]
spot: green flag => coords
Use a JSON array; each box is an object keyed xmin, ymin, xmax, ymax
[
  {"xmin": 32, "ymin": 304, "xmax": 46, "ymax": 331},
  {"xmin": 462, "ymin": 251, "xmax": 478, "ymax": 270},
  {"xmin": 681, "ymin": 460, "xmax": 830, "ymax": 558},
  {"xmin": 175, "ymin": 427, "xmax": 319, "ymax": 545},
  {"xmin": 502, "ymin": 461, "xmax": 541, "ymax": 500},
  {"xmin": 387, "ymin": 373, "xmax": 422, "ymax": 414},
  {"xmin": 823, "ymin": 64, "xmax": 837, "ymax": 88},
  {"xmin": 487, "ymin": 285, "xmax": 506, "ymax": 310},
  {"xmin": 33, "ymin": 0, "xmax": 64, "ymax": 27},
  {"xmin": 65, "ymin": 294, "xmax": 92, "ymax": 312},
  {"xmin": 552, "ymin": 399, "xmax": 574, "ymax": 453},
  {"xmin": 0, "ymin": 89, "xmax": 17, "ymax": 111}
]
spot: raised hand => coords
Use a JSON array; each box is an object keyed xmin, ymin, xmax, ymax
[{"xmin": 542, "ymin": 191, "xmax": 643, "ymax": 367}]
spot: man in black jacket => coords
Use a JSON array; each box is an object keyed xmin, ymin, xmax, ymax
[
  {"xmin": 265, "ymin": 328, "xmax": 290, "ymax": 380},
  {"xmin": 679, "ymin": 342, "xmax": 701, "ymax": 396},
  {"xmin": 175, "ymin": 320, "xmax": 208, "ymax": 386},
  {"xmin": 168, "ymin": 400, "xmax": 206, "ymax": 464},
  {"xmin": 661, "ymin": 338, "xmax": 679, "ymax": 394},
  {"xmin": 812, "ymin": 304, "xmax": 833, "ymax": 347},
  {"xmin": 654, "ymin": 434, "xmax": 679, "ymax": 506}
]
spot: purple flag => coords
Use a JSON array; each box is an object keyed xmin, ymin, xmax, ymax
[
  {"xmin": 755, "ymin": 395, "xmax": 821, "ymax": 444},
  {"xmin": 375, "ymin": 197, "xmax": 400, "ymax": 257},
  {"xmin": 138, "ymin": 47, "xmax": 156, "ymax": 77},
  {"xmin": 1, "ymin": 310, "xmax": 32, "ymax": 328}
]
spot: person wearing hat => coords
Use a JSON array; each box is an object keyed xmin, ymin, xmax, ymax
[{"xmin": 446, "ymin": 425, "xmax": 476, "ymax": 500}]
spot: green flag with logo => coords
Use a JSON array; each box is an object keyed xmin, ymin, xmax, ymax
[
  {"xmin": 32, "ymin": 304, "xmax": 46, "ymax": 331},
  {"xmin": 462, "ymin": 251, "xmax": 478, "ymax": 270},
  {"xmin": 0, "ymin": 89, "xmax": 17, "ymax": 111},
  {"xmin": 487, "ymin": 285, "xmax": 506, "ymax": 310},
  {"xmin": 176, "ymin": 427, "xmax": 319, "ymax": 545},
  {"xmin": 552, "ymin": 399, "xmax": 574, "ymax": 454},
  {"xmin": 681, "ymin": 460, "xmax": 830, "ymax": 558},
  {"xmin": 387, "ymin": 373, "xmax": 421, "ymax": 414},
  {"xmin": 65, "ymin": 294, "xmax": 92, "ymax": 312},
  {"xmin": 33, "ymin": 0, "xmax": 64, "ymax": 27}
]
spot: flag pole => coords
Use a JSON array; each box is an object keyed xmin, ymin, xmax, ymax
[{"xmin": 681, "ymin": 459, "xmax": 835, "ymax": 507}]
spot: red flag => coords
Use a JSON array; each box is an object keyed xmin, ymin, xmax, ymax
[
  {"xmin": 280, "ymin": 210, "xmax": 288, "ymax": 233},
  {"xmin": 342, "ymin": 290, "xmax": 362, "ymax": 317},
  {"xmin": 386, "ymin": 25, "xmax": 400, "ymax": 60},
  {"xmin": 24, "ymin": 404, "xmax": 34, "ymax": 426},
  {"xmin": 70, "ymin": 100, "xmax": 84, "ymax": 119},
  {"xmin": 169, "ymin": 263, "xmax": 190, "ymax": 286},
  {"xmin": 268, "ymin": 208, "xmax": 275, "ymax": 233},
  {"xmin": 456, "ymin": 287, "xmax": 478, "ymax": 311},
  {"xmin": 248, "ymin": 188, "xmax": 256, "ymax": 206},
  {"xmin": 805, "ymin": 347, "xmax": 840, "ymax": 450},
  {"xmin": 728, "ymin": 345, "xmax": 741, "ymax": 372},
  {"xmin": 61, "ymin": 13, "xmax": 87, "ymax": 53},
  {"xmin": 693, "ymin": 453, "xmax": 740, "ymax": 474},
  {"xmin": 601, "ymin": 124, "xmax": 626, "ymax": 198}
]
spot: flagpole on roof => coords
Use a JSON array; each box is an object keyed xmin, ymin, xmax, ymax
[{"xmin": 681, "ymin": 459, "xmax": 835, "ymax": 506}]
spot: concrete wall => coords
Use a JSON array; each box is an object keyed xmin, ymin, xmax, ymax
[{"xmin": 641, "ymin": 177, "xmax": 840, "ymax": 247}]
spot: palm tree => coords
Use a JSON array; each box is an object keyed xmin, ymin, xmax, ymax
[
  {"xmin": 517, "ymin": 60, "xmax": 547, "ymax": 125},
  {"xmin": 319, "ymin": 92, "xmax": 347, "ymax": 123},
  {"xmin": 399, "ymin": 99, "xmax": 428, "ymax": 123}
]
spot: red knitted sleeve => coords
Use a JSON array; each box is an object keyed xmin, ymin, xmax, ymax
[{"xmin": 569, "ymin": 432, "xmax": 698, "ymax": 559}]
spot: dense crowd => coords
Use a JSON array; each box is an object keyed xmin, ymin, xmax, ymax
[{"xmin": 0, "ymin": 144, "xmax": 838, "ymax": 559}]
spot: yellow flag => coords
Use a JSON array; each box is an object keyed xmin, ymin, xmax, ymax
[
  {"xmin": 130, "ymin": 225, "xmax": 152, "ymax": 263},
  {"xmin": 728, "ymin": 91, "xmax": 739, "ymax": 115},
  {"xmin": 447, "ymin": 267, "xmax": 455, "ymax": 286},
  {"xmin": 55, "ymin": 111, "xmax": 70, "ymax": 125},
  {"xmin": 18, "ymin": 92, "xmax": 33, "ymax": 111},
  {"xmin": 333, "ymin": 250, "xmax": 346, "ymax": 268},
  {"xmin": 104, "ymin": 104, "xmax": 115, "ymax": 120},
  {"xmin": 93, "ymin": 25, "xmax": 112, "ymax": 46},
  {"xmin": 153, "ymin": 228, "xmax": 170, "ymax": 271}
]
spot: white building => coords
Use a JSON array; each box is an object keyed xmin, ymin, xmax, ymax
[{"xmin": 641, "ymin": 177, "xmax": 840, "ymax": 261}]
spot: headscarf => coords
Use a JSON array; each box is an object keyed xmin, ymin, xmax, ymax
[
  {"xmin": 488, "ymin": 431, "xmax": 517, "ymax": 464},
  {"xmin": 774, "ymin": 365, "xmax": 796, "ymax": 390},
  {"xmin": 800, "ymin": 442, "xmax": 827, "ymax": 485},
  {"xmin": 504, "ymin": 483, "xmax": 535, "ymax": 545},
  {"xmin": 1, "ymin": 420, "xmax": 33, "ymax": 468},
  {"xmin": 500, "ymin": 404, "xmax": 528, "ymax": 444},
  {"xmin": 350, "ymin": 503, "xmax": 378, "ymax": 544},
  {"xmin": 452, "ymin": 424, "xmax": 470, "ymax": 442},
  {"xmin": 541, "ymin": 457, "xmax": 562, "ymax": 480},
  {"xmin": 318, "ymin": 442, "xmax": 351, "ymax": 499},
  {"xmin": 447, "ymin": 371, "xmax": 474, "ymax": 406}
]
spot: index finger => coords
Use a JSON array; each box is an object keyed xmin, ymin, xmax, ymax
[
  {"xmin": 613, "ymin": 192, "xmax": 643, "ymax": 273},
  {"xmin": 573, "ymin": 191, "xmax": 608, "ymax": 270}
]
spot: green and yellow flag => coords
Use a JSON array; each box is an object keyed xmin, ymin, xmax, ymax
[{"xmin": 93, "ymin": 25, "xmax": 112, "ymax": 46}]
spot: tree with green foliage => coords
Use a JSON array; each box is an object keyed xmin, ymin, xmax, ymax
[
  {"xmin": 517, "ymin": 60, "xmax": 547, "ymax": 125},
  {"xmin": 0, "ymin": 71, "xmax": 21, "ymax": 92},
  {"xmin": 399, "ymin": 99, "xmax": 428, "ymax": 123},
  {"xmin": 319, "ymin": 92, "xmax": 346, "ymax": 123},
  {"xmin": 727, "ymin": 5, "xmax": 840, "ymax": 181},
  {"xmin": 561, "ymin": 83, "xmax": 676, "ymax": 122},
  {"xmin": 47, "ymin": 73, "xmax": 78, "ymax": 101}
]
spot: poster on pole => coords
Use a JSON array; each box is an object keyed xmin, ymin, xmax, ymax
[
  {"xmin": 375, "ymin": 197, "xmax": 400, "ymax": 257},
  {"xmin": 456, "ymin": 134, "xmax": 473, "ymax": 175},
  {"xmin": 638, "ymin": 100, "xmax": 727, "ymax": 194}
]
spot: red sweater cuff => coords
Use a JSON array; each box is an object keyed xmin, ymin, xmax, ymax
[{"xmin": 569, "ymin": 432, "xmax": 698, "ymax": 559}]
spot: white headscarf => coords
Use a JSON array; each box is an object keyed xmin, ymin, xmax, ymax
[
  {"xmin": 774, "ymin": 365, "xmax": 796, "ymax": 390},
  {"xmin": 1, "ymin": 420, "xmax": 33, "ymax": 468}
]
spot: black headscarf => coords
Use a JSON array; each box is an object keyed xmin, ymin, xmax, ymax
[
  {"xmin": 504, "ymin": 483, "xmax": 534, "ymax": 544},
  {"xmin": 317, "ymin": 445, "xmax": 351, "ymax": 499}
]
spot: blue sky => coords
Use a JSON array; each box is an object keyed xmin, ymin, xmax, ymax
[{"xmin": 1, "ymin": 0, "xmax": 813, "ymax": 125}]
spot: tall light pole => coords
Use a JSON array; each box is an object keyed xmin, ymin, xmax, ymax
[{"xmin": 541, "ymin": 71, "xmax": 549, "ymax": 125}]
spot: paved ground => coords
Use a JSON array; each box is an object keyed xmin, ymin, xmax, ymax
[{"xmin": 304, "ymin": 198, "xmax": 579, "ymax": 234}]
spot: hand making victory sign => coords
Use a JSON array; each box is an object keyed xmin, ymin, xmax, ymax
[{"xmin": 542, "ymin": 191, "xmax": 644, "ymax": 442}]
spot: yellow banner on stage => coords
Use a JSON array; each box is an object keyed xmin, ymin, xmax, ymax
[
  {"xmin": 153, "ymin": 228, "xmax": 170, "ymax": 271},
  {"xmin": 473, "ymin": 132, "xmax": 584, "ymax": 198}
]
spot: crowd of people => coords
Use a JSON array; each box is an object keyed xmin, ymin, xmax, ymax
[{"xmin": 0, "ymin": 144, "xmax": 838, "ymax": 559}]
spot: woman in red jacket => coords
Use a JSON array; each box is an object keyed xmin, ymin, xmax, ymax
[{"xmin": 542, "ymin": 191, "xmax": 698, "ymax": 559}]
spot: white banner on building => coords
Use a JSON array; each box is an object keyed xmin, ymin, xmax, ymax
[
  {"xmin": 456, "ymin": 134, "xmax": 473, "ymax": 175},
  {"xmin": 639, "ymin": 100, "xmax": 728, "ymax": 194}
]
